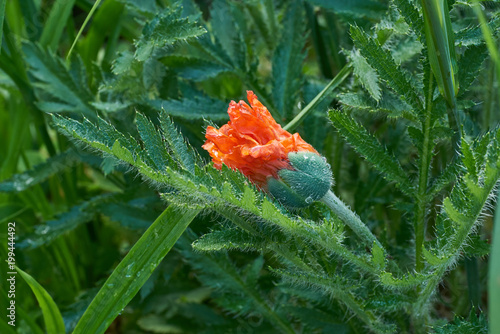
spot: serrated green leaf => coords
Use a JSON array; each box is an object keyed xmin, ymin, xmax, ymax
[
  {"xmin": 241, "ymin": 186, "xmax": 259, "ymax": 214},
  {"xmin": 443, "ymin": 197, "xmax": 469, "ymax": 225},
  {"xmin": 461, "ymin": 138, "xmax": 477, "ymax": 179},
  {"xmin": 135, "ymin": 6, "xmax": 206, "ymax": 61},
  {"xmin": 408, "ymin": 126, "xmax": 424, "ymax": 153},
  {"xmin": 394, "ymin": 0, "xmax": 424, "ymax": 41},
  {"xmin": 276, "ymin": 268, "xmax": 394, "ymax": 333},
  {"xmin": 159, "ymin": 111, "xmax": 196, "ymax": 174},
  {"xmin": 379, "ymin": 271, "xmax": 430, "ymax": 290},
  {"xmin": 328, "ymin": 109, "xmax": 413, "ymax": 195},
  {"xmin": 463, "ymin": 235, "xmax": 490, "ymax": 257},
  {"xmin": 23, "ymin": 43, "xmax": 96, "ymax": 119},
  {"xmin": 136, "ymin": 113, "xmax": 172, "ymax": 172},
  {"xmin": 422, "ymin": 246, "xmax": 448, "ymax": 266},
  {"xmin": 179, "ymin": 232, "xmax": 295, "ymax": 333},
  {"xmin": 428, "ymin": 158, "xmax": 461, "ymax": 197},
  {"xmin": 458, "ymin": 44, "xmax": 488, "ymax": 97},
  {"xmin": 142, "ymin": 57, "xmax": 166, "ymax": 89},
  {"xmin": 339, "ymin": 90, "xmax": 416, "ymax": 121},
  {"xmin": 193, "ymin": 228, "xmax": 265, "ymax": 252},
  {"xmin": 433, "ymin": 312, "xmax": 488, "ymax": 333},
  {"xmin": 112, "ymin": 51, "xmax": 135, "ymax": 75},
  {"xmin": 350, "ymin": 25, "xmax": 424, "ymax": 114},
  {"xmin": 350, "ymin": 49, "xmax": 381, "ymax": 102},
  {"xmin": 391, "ymin": 35, "xmax": 423, "ymax": 63},
  {"xmin": 455, "ymin": 16, "xmax": 500, "ymax": 47},
  {"xmin": 371, "ymin": 241, "xmax": 385, "ymax": 269}
]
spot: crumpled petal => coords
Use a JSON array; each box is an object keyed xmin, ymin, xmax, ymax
[{"xmin": 202, "ymin": 91, "xmax": 317, "ymax": 188}]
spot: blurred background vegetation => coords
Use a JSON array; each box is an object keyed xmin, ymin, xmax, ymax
[{"xmin": 0, "ymin": 0, "xmax": 499, "ymax": 333}]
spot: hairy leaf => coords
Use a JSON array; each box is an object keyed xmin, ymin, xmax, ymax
[
  {"xmin": 328, "ymin": 109, "xmax": 414, "ymax": 195},
  {"xmin": 458, "ymin": 44, "xmax": 488, "ymax": 97},
  {"xmin": 23, "ymin": 43, "xmax": 95, "ymax": 119},
  {"xmin": 134, "ymin": 6, "xmax": 206, "ymax": 61},
  {"xmin": 338, "ymin": 91, "xmax": 415, "ymax": 121},
  {"xmin": 350, "ymin": 49, "xmax": 381, "ymax": 102},
  {"xmin": 350, "ymin": 26, "xmax": 424, "ymax": 114},
  {"xmin": 193, "ymin": 228, "xmax": 266, "ymax": 252}
]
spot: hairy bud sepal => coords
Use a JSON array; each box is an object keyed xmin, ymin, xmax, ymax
[{"xmin": 267, "ymin": 152, "xmax": 333, "ymax": 208}]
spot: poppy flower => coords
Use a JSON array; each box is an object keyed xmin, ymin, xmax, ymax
[{"xmin": 203, "ymin": 91, "xmax": 332, "ymax": 207}]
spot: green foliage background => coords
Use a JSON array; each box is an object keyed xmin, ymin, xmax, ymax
[{"xmin": 0, "ymin": 0, "xmax": 499, "ymax": 333}]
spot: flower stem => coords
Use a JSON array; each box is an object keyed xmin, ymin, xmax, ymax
[{"xmin": 320, "ymin": 190, "xmax": 383, "ymax": 251}]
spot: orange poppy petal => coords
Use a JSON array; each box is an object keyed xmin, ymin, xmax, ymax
[{"xmin": 203, "ymin": 91, "xmax": 317, "ymax": 188}]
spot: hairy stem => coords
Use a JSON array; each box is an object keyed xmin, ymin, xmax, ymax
[
  {"xmin": 320, "ymin": 190, "xmax": 384, "ymax": 252},
  {"xmin": 414, "ymin": 169, "xmax": 500, "ymax": 317}
]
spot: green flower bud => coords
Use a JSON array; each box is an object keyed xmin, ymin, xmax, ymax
[{"xmin": 267, "ymin": 152, "xmax": 333, "ymax": 208}]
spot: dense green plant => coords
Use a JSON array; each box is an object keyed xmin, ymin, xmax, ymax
[{"xmin": 1, "ymin": 0, "xmax": 499, "ymax": 333}]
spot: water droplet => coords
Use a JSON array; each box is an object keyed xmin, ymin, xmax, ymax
[
  {"xmin": 125, "ymin": 263, "xmax": 135, "ymax": 278},
  {"xmin": 37, "ymin": 226, "xmax": 50, "ymax": 235},
  {"xmin": 305, "ymin": 196, "xmax": 313, "ymax": 204}
]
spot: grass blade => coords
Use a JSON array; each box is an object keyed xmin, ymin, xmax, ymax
[
  {"xmin": 66, "ymin": 0, "xmax": 102, "ymax": 60},
  {"xmin": 284, "ymin": 64, "xmax": 352, "ymax": 131},
  {"xmin": 421, "ymin": 0, "xmax": 458, "ymax": 113},
  {"xmin": 73, "ymin": 204, "xmax": 201, "ymax": 334},
  {"xmin": 39, "ymin": 0, "xmax": 76, "ymax": 50},
  {"xmin": 490, "ymin": 190, "xmax": 500, "ymax": 334},
  {"xmin": 0, "ymin": 0, "xmax": 6, "ymax": 54},
  {"xmin": 16, "ymin": 267, "xmax": 66, "ymax": 334}
]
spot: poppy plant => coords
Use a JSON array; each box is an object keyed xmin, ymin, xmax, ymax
[
  {"xmin": 203, "ymin": 91, "xmax": 380, "ymax": 248},
  {"xmin": 203, "ymin": 91, "xmax": 333, "ymax": 208}
]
